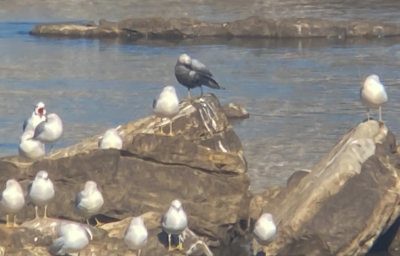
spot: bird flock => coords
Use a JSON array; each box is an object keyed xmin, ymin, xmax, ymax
[{"xmin": 4, "ymin": 53, "xmax": 390, "ymax": 255}]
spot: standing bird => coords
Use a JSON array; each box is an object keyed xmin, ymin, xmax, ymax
[
  {"xmin": 175, "ymin": 53, "xmax": 223, "ymax": 98},
  {"xmin": 28, "ymin": 170, "xmax": 55, "ymax": 219},
  {"xmin": 34, "ymin": 113, "xmax": 63, "ymax": 149},
  {"xmin": 75, "ymin": 181, "xmax": 104, "ymax": 225},
  {"xmin": 153, "ymin": 86, "xmax": 179, "ymax": 136},
  {"xmin": 49, "ymin": 222, "xmax": 92, "ymax": 255},
  {"xmin": 253, "ymin": 213, "xmax": 276, "ymax": 246},
  {"xmin": 23, "ymin": 101, "xmax": 46, "ymax": 133},
  {"xmin": 98, "ymin": 128, "xmax": 123, "ymax": 150},
  {"xmin": 360, "ymin": 74, "xmax": 388, "ymax": 122},
  {"xmin": 1, "ymin": 179, "xmax": 25, "ymax": 227},
  {"xmin": 124, "ymin": 216, "xmax": 148, "ymax": 256},
  {"xmin": 162, "ymin": 199, "xmax": 188, "ymax": 251},
  {"xmin": 18, "ymin": 130, "xmax": 46, "ymax": 159}
]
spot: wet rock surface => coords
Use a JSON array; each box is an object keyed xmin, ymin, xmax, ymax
[
  {"xmin": 30, "ymin": 16, "xmax": 400, "ymax": 39},
  {"xmin": 250, "ymin": 120, "xmax": 400, "ymax": 255},
  {"xmin": 0, "ymin": 94, "xmax": 250, "ymax": 255}
]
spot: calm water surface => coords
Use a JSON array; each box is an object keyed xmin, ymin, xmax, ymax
[{"xmin": 1, "ymin": 6, "xmax": 400, "ymax": 193}]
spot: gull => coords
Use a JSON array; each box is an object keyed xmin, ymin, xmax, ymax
[
  {"xmin": 23, "ymin": 101, "xmax": 46, "ymax": 133},
  {"xmin": 253, "ymin": 213, "xmax": 276, "ymax": 246},
  {"xmin": 124, "ymin": 216, "xmax": 148, "ymax": 256},
  {"xmin": 162, "ymin": 199, "xmax": 188, "ymax": 251},
  {"xmin": 1, "ymin": 179, "xmax": 25, "ymax": 227},
  {"xmin": 34, "ymin": 113, "xmax": 63, "ymax": 148},
  {"xmin": 75, "ymin": 181, "xmax": 104, "ymax": 225},
  {"xmin": 98, "ymin": 128, "xmax": 123, "ymax": 150},
  {"xmin": 360, "ymin": 74, "xmax": 388, "ymax": 122},
  {"xmin": 28, "ymin": 170, "xmax": 55, "ymax": 219},
  {"xmin": 50, "ymin": 222, "xmax": 92, "ymax": 255},
  {"xmin": 175, "ymin": 53, "xmax": 223, "ymax": 98},
  {"xmin": 153, "ymin": 86, "xmax": 179, "ymax": 136},
  {"xmin": 18, "ymin": 130, "xmax": 46, "ymax": 159}
]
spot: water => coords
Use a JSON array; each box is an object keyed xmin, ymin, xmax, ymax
[{"xmin": 1, "ymin": 3, "xmax": 400, "ymax": 193}]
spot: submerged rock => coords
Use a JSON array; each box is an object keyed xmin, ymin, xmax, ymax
[
  {"xmin": 250, "ymin": 120, "xmax": 400, "ymax": 255},
  {"xmin": 0, "ymin": 94, "xmax": 250, "ymax": 255},
  {"xmin": 30, "ymin": 16, "xmax": 400, "ymax": 39}
]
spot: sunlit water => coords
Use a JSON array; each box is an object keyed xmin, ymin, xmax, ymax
[{"xmin": 1, "ymin": 21, "xmax": 400, "ymax": 193}]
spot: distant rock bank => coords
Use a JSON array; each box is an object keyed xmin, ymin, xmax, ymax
[{"xmin": 30, "ymin": 16, "xmax": 400, "ymax": 39}]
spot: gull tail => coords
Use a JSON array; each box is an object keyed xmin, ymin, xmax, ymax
[{"xmin": 205, "ymin": 77, "xmax": 225, "ymax": 90}]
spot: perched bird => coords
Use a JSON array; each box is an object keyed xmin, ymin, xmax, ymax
[
  {"xmin": 153, "ymin": 86, "xmax": 179, "ymax": 136},
  {"xmin": 0, "ymin": 179, "xmax": 25, "ymax": 227},
  {"xmin": 253, "ymin": 213, "xmax": 276, "ymax": 246},
  {"xmin": 50, "ymin": 222, "xmax": 92, "ymax": 255},
  {"xmin": 18, "ymin": 130, "xmax": 46, "ymax": 159},
  {"xmin": 34, "ymin": 113, "xmax": 63, "ymax": 148},
  {"xmin": 75, "ymin": 181, "xmax": 104, "ymax": 225},
  {"xmin": 162, "ymin": 199, "xmax": 188, "ymax": 251},
  {"xmin": 124, "ymin": 216, "xmax": 148, "ymax": 256},
  {"xmin": 98, "ymin": 128, "xmax": 123, "ymax": 150},
  {"xmin": 28, "ymin": 170, "xmax": 55, "ymax": 219},
  {"xmin": 360, "ymin": 74, "xmax": 388, "ymax": 122},
  {"xmin": 23, "ymin": 101, "xmax": 46, "ymax": 133},
  {"xmin": 175, "ymin": 53, "xmax": 223, "ymax": 98}
]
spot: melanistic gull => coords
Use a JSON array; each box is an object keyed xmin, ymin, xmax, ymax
[
  {"xmin": 34, "ymin": 113, "xmax": 63, "ymax": 148},
  {"xmin": 98, "ymin": 128, "xmax": 123, "ymax": 150},
  {"xmin": 253, "ymin": 213, "xmax": 276, "ymax": 246},
  {"xmin": 18, "ymin": 130, "xmax": 46, "ymax": 159},
  {"xmin": 175, "ymin": 53, "xmax": 223, "ymax": 98},
  {"xmin": 360, "ymin": 74, "xmax": 388, "ymax": 122},
  {"xmin": 28, "ymin": 170, "xmax": 55, "ymax": 219},
  {"xmin": 124, "ymin": 216, "xmax": 148, "ymax": 256},
  {"xmin": 153, "ymin": 86, "xmax": 179, "ymax": 136},
  {"xmin": 75, "ymin": 181, "xmax": 104, "ymax": 225},
  {"xmin": 49, "ymin": 222, "xmax": 92, "ymax": 255},
  {"xmin": 162, "ymin": 199, "xmax": 188, "ymax": 251},
  {"xmin": 0, "ymin": 179, "xmax": 25, "ymax": 227},
  {"xmin": 23, "ymin": 101, "xmax": 46, "ymax": 133}
]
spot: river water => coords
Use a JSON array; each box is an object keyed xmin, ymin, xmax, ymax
[{"xmin": 1, "ymin": 2, "xmax": 400, "ymax": 193}]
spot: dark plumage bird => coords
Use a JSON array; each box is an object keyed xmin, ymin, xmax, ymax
[{"xmin": 174, "ymin": 53, "xmax": 223, "ymax": 98}]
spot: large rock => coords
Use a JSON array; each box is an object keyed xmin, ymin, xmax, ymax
[
  {"xmin": 250, "ymin": 120, "xmax": 400, "ymax": 255},
  {"xmin": 0, "ymin": 94, "xmax": 251, "ymax": 254},
  {"xmin": 30, "ymin": 16, "xmax": 400, "ymax": 39}
]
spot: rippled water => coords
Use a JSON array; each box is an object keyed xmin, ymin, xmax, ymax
[{"xmin": 1, "ymin": 3, "xmax": 400, "ymax": 193}]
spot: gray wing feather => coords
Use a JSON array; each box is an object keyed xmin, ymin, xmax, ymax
[
  {"xmin": 191, "ymin": 59, "xmax": 212, "ymax": 77},
  {"xmin": 33, "ymin": 120, "xmax": 46, "ymax": 138},
  {"xmin": 22, "ymin": 119, "xmax": 28, "ymax": 131},
  {"xmin": 49, "ymin": 237, "xmax": 64, "ymax": 255},
  {"xmin": 152, "ymin": 98, "xmax": 157, "ymax": 109}
]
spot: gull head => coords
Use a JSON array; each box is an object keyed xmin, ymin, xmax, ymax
[
  {"xmin": 35, "ymin": 102, "xmax": 46, "ymax": 117},
  {"xmin": 363, "ymin": 74, "xmax": 381, "ymax": 87},
  {"xmin": 162, "ymin": 86, "xmax": 177, "ymax": 95},
  {"xmin": 84, "ymin": 181, "xmax": 98, "ymax": 194},
  {"xmin": 171, "ymin": 199, "xmax": 183, "ymax": 210},
  {"xmin": 36, "ymin": 170, "xmax": 49, "ymax": 180},
  {"xmin": 178, "ymin": 54, "xmax": 192, "ymax": 66}
]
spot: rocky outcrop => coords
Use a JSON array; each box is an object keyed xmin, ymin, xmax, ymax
[
  {"xmin": 30, "ymin": 16, "xmax": 400, "ymax": 39},
  {"xmin": 250, "ymin": 120, "xmax": 400, "ymax": 255},
  {"xmin": 0, "ymin": 94, "xmax": 250, "ymax": 255}
]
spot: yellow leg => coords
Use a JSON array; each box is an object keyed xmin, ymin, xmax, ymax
[
  {"xmin": 94, "ymin": 217, "xmax": 104, "ymax": 227},
  {"xmin": 169, "ymin": 120, "xmax": 174, "ymax": 136},
  {"xmin": 168, "ymin": 234, "xmax": 174, "ymax": 251},
  {"xmin": 44, "ymin": 205, "xmax": 48, "ymax": 219},
  {"xmin": 176, "ymin": 234, "xmax": 183, "ymax": 250},
  {"xmin": 34, "ymin": 206, "xmax": 39, "ymax": 219},
  {"xmin": 5, "ymin": 214, "xmax": 11, "ymax": 227},
  {"xmin": 13, "ymin": 215, "xmax": 18, "ymax": 227},
  {"xmin": 137, "ymin": 249, "xmax": 142, "ymax": 256}
]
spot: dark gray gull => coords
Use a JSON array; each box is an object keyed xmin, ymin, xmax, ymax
[
  {"xmin": 23, "ymin": 101, "xmax": 46, "ymax": 132},
  {"xmin": 162, "ymin": 199, "xmax": 188, "ymax": 251},
  {"xmin": 98, "ymin": 128, "xmax": 123, "ymax": 150},
  {"xmin": 175, "ymin": 53, "xmax": 223, "ymax": 98},
  {"xmin": 124, "ymin": 216, "xmax": 148, "ymax": 256},
  {"xmin": 0, "ymin": 179, "xmax": 25, "ymax": 227},
  {"xmin": 360, "ymin": 74, "xmax": 388, "ymax": 122},
  {"xmin": 49, "ymin": 222, "xmax": 92, "ymax": 255},
  {"xmin": 18, "ymin": 130, "xmax": 46, "ymax": 159},
  {"xmin": 153, "ymin": 85, "xmax": 179, "ymax": 136},
  {"xmin": 34, "ymin": 113, "xmax": 63, "ymax": 148},
  {"xmin": 75, "ymin": 181, "xmax": 104, "ymax": 225},
  {"xmin": 28, "ymin": 170, "xmax": 55, "ymax": 219},
  {"xmin": 253, "ymin": 213, "xmax": 276, "ymax": 246}
]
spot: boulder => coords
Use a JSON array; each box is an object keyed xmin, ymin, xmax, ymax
[
  {"xmin": 250, "ymin": 120, "xmax": 400, "ymax": 255},
  {"xmin": 30, "ymin": 16, "xmax": 400, "ymax": 39},
  {"xmin": 0, "ymin": 94, "xmax": 251, "ymax": 254}
]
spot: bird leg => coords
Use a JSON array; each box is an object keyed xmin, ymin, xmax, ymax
[
  {"xmin": 94, "ymin": 217, "xmax": 104, "ymax": 227},
  {"xmin": 13, "ymin": 215, "xmax": 18, "ymax": 227},
  {"xmin": 44, "ymin": 205, "xmax": 48, "ymax": 219},
  {"xmin": 168, "ymin": 120, "xmax": 174, "ymax": 136},
  {"xmin": 367, "ymin": 108, "xmax": 370, "ymax": 121},
  {"xmin": 176, "ymin": 234, "xmax": 183, "ymax": 250},
  {"xmin": 137, "ymin": 249, "xmax": 142, "ymax": 256},
  {"xmin": 200, "ymin": 86, "xmax": 204, "ymax": 97},
  {"xmin": 5, "ymin": 214, "xmax": 11, "ymax": 227},
  {"xmin": 34, "ymin": 205, "xmax": 40, "ymax": 219},
  {"xmin": 167, "ymin": 234, "xmax": 174, "ymax": 251},
  {"xmin": 187, "ymin": 89, "xmax": 192, "ymax": 99},
  {"xmin": 379, "ymin": 106, "xmax": 383, "ymax": 122}
]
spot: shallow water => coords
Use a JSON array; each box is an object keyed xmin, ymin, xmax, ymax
[{"xmin": 1, "ymin": 3, "xmax": 400, "ymax": 193}]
